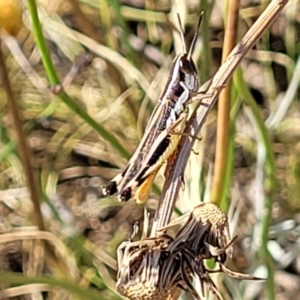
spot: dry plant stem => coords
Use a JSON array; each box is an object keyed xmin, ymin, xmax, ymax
[
  {"xmin": 211, "ymin": 0, "xmax": 240, "ymax": 206},
  {"xmin": 0, "ymin": 40, "xmax": 45, "ymax": 231},
  {"xmin": 51, "ymin": 53, "xmax": 92, "ymax": 93},
  {"xmin": 0, "ymin": 37, "xmax": 73, "ymax": 280},
  {"xmin": 151, "ymin": 0, "xmax": 289, "ymax": 234}
]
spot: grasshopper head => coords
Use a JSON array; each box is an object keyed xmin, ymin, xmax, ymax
[
  {"xmin": 174, "ymin": 12, "xmax": 204, "ymax": 93},
  {"xmin": 177, "ymin": 53, "xmax": 199, "ymax": 92},
  {"xmin": 159, "ymin": 14, "xmax": 203, "ymax": 102}
]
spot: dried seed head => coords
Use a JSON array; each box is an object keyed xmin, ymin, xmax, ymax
[
  {"xmin": 116, "ymin": 239, "xmax": 173, "ymax": 300},
  {"xmin": 116, "ymin": 203, "xmax": 262, "ymax": 300},
  {"xmin": 192, "ymin": 203, "xmax": 227, "ymax": 228},
  {"xmin": 165, "ymin": 203, "xmax": 231, "ymax": 263},
  {"xmin": 116, "ymin": 237, "xmax": 213, "ymax": 300},
  {"xmin": 117, "ymin": 280, "xmax": 170, "ymax": 300},
  {"xmin": 192, "ymin": 203, "xmax": 231, "ymax": 261}
]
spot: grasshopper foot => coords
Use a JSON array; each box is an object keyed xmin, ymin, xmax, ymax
[
  {"xmin": 119, "ymin": 188, "xmax": 132, "ymax": 202},
  {"xmin": 102, "ymin": 181, "xmax": 118, "ymax": 196}
]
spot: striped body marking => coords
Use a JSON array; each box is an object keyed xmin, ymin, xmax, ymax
[{"xmin": 102, "ymin": 14, "xmax": 203, "ymax": 203}]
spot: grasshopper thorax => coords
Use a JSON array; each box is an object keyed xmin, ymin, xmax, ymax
[{"xmin": 161, "ymin": 53, "xmax": 199, "ymax": 104}]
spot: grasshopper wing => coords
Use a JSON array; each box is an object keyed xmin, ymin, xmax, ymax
[{"xmin": 117, "ymin": 111, "xmax": 188, "ymax": 203}]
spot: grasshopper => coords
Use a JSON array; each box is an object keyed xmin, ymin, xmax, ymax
[{"xmin": 102, "ymin": 14, "xmax": 205, "ymax": 204}]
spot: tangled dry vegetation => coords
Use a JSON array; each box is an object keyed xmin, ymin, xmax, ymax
[{"xmin": 0, "ymin": 0, "xmax": 300, "ymax": 299}]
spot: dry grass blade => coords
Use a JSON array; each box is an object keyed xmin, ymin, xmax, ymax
[
  {"xmin": 1, "ymin": 283, "xmax": 51, "ymax": 298},
  {"xmin": 0, "ymin": 228, "xmax": 79, "ymax": 279},
  {"xmin": 40, "ymin": 18, "xmax": 151, "ymax": 93}
]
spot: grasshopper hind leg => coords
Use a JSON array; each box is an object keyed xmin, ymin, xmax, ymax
[{"xmin": 118, "ymin": 170, "xmax": 158, "ymax": 204}]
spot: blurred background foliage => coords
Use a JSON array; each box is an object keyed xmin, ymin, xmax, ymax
[{"xmin": 0, "ymin": 0, "xmax": 299, "ymax": 299}]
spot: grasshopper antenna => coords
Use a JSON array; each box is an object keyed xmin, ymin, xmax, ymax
[
  {"xmin": 187, "ymin": 11, "xmax": 204, "ymax": 60},
  {"xmin": 176, "ymin": 13, "xmax": 187, "ymax": 54}
]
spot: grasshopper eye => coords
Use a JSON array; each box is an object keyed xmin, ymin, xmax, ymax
[
  {"xmin": 179, "ymin": 56, "xmax": 196, "ymax": 74},
  {"xmin": 178, "ymin": 55, "xmax": 199, "ymax": 91}
]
